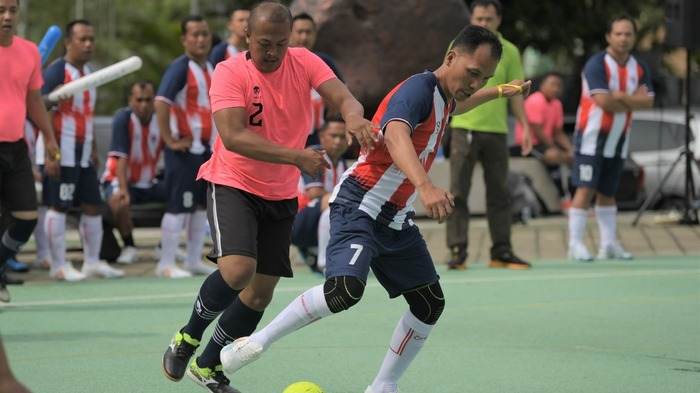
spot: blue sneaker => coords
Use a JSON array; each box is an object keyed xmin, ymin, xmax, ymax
[{"xmin": 6, "ymin": 257, "xmax": 30, "ymax": 273}]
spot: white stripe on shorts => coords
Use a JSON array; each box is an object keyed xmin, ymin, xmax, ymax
[{"xmin": 211, "ymin": 183, "xmax": 223, "ymax": 258}]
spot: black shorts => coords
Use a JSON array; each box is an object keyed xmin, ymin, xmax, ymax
[
  {"xmin": 207, "ymin": 183, "xmax": 298, "ymax": 277},
  {"xmin": 0, "ymin": 140, "xmax": 37, "ymax": 212},
  {"xmin": 571, "ymin": 153, "xmax": 625, "ymax": 197},
  {"xmin": 164, "ymin": 149, "xmax": 209, "ymax": 213},
  {"xmin": 42, "ymin": 164, "xmax": 103, "ymax": 209}
]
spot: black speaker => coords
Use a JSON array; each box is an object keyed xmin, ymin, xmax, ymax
[{"xmin": 666, "ymin": 0, "xmax": 700, "ymax": 49}]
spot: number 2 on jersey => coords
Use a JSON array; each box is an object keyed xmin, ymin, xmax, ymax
[{"xmin": 249, "ymin": 103, "xmax": 263, "ymax": 126}]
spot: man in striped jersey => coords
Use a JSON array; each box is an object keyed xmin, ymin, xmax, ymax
[
  {"xmin": 154, "ymin": 15, "xmax": 217, "ymax": 278},
  {"xmin": 209, "ymin": 7, "xmax": 249, "ymax": 67},
  {"xmin": 568, "ymin": 15, "xmax": 654, "ymax": 261},
  {"xmin": 219, "ymin": 25, "xmax": 530, "ymax": 393},
  {"xmin": 101, "ymin": 81, "xmax": 164, "ymax": 265},
  {"xmin": 40, "ymin": 19, "xmax": 124, "ymax": 281}
]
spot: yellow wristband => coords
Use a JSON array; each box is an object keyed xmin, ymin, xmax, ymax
[
  {"xmin": 497, "ymin": 84, "xmax": 503, "ymax": 98},
  {"xmin": 50, "ymin": 151, "xmax": 61, "ymax": 161}
]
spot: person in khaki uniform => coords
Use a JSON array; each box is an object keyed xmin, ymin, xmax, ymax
[{"xmin": 446, "ymin": 0, "xmax": 533, "ymax": 270}]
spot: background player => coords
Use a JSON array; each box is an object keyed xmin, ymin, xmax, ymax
[
  {"xmin": 40, "ymin": 19, "xmax": 124, "ymax": 281},
  {"xmin": 209, "ymin": 7, "xmax": 249, "ymax": 67},
  {"xmin": 568, "ymin": 15, "xmax": 654, "ymax": 261},
  {"xmin": 219, "ymin": 25, "xmax": 530, "ymax": 393},
  {"xmin": 154, "ymin": 15, "xmax": 217, "ymax": 278},
  {"xmin": 101, "ymin": 80, "xmax": 164, "ymax": 265},
  {"xmin": 292, "ymin": 117, "xmax": 348, "ymax": 273}
]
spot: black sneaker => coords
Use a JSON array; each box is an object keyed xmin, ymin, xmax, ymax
[
  {"xmin": 0, "ymin": 269, "xmax": 9, "ymax": 303},
  {"xmin": 447, "ymin": 245, "xmax": 467, "ymax": 270},
  {"xmin": 163, "ymin": 330, "xmax": 200, "ymax": 381},
  {"xmin": 187, "ymin": 360, "xmax": 242, "ymax": 393},
  {"xmin": 489, "ymin": 252, "xmax": 531, "ymax": 270}
]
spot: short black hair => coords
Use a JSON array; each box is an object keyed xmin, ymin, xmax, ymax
[
  {"xmin": 65, "ymin": 19, "xmax": 92, "ymax": 38},
  {"xmin": 229, "ymin": 6, "xmax": 249, "ymax": 18},
  {"xmin": 470, "ymin": 0, "xmax": 502, "ymax": 16},
  {"xmin": 292, "ymin": 12, "xmax": 315, "ymax": 25},
  {"xmin": 606, "ymin": 14, "xmax": 637, "ymax": 34},
  {"xmin": 130, "ymin": 80, "xmax": 155, "ymax": 92},
  {"xmin": 452, "ymin": 25, "xmax": 502, "ymax": 61},
  {"xmin": 319, "ymin": 115, "xmax": 345, "ymax": 132},
  {"xmin": 181, "ymin": 15, "xmax": 205, "ymax": 35},
  {"xmin": 248, "ymin": 1, "xmax": 292, "ymax": 33}
]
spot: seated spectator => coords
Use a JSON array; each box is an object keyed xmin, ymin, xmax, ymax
[
  {"xmin": 512, "ymin": 71, "xmax": 573, "ymax": 209},
  {"xmin": 101, "ymin": 81, "xmax": 165, "ymax": 264},
  {"xmin": 292, "ymin": 117, "xmax": 348, "ymax": 273}
]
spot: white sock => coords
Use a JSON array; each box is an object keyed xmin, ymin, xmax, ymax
[
  {"xmin": 568, "ymin": 208, "xmax": 588, "ymax": 246},
  {"xmin": 595, "ymin": 205, "xmax": 618, "ymax": 248},
  {"xmin": 185, "ymin": 210, "xmax": 208, "ymax": 267},
  {"xmin": 370, "ymin": 311, "xmax": 434, "ymax": 392},
  {"xmin": 250, "ymin": 285, "xmax": 332, "ymax": 350},
  {"xmin": 35, "ymin": 206, "xmax": 50, "ymax": 262},
  {"xmin": 45, "ymin": 209, "xmax": 66, "ymax": 270},
  {"xmin": 79, "ymin": 214, "xmax": 103, "ymax": 266},
  {"xmin": 158, "ymin": 213, "xmax": 185, "ymax": 269},
  {"xmin": 316, "ymin": 208, "xmax": 331, "ymax": 272}
]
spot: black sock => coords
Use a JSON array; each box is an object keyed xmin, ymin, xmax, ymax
[
  {"xmin": 0, "ymin": 218, "xmax": 37, "ymax": 263},
  {"xmin": 197, "ymin": 297, "xmax": 264, "ymax": 369},
  {"xmin": 183, "ymin": 270, "xmax": 239, "ymax": 341},
  {"xmin": 123, "ymin": 234, "xmax": 135, "ymax": 247}
]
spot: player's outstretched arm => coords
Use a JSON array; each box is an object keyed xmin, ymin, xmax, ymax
[
  {"xmin": 384, "ymin": 121, "xmax": 454, "ymax": 221},
  {"xmin": 316, "ymin": 78, "xmax": 377, "ymax": 150},
  {"xmin": 453, "ymin": 79, "xmax": 532, "ymax": 115},
  {"xmin": 214, "ymin": 107, "xmax": 329, "ymax": 176}
]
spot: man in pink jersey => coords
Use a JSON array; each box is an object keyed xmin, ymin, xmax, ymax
[
  {"xmin": 0, "ymin": 0, "xmax": 60, "ymax": 302},
  {"xmin": 161, "ymin": 3, "xmax": 375, "ymax": 392},
  {"xmin": 219, "ymin": 26, "xmax": 530, "ymax": 393},
  {"xmin": 568, "ymin": 15, "xmax": 654, "ymax": 261},
  {"xmin": 101, "ymin": 81, "xmax": 164, "ymax": 265}
]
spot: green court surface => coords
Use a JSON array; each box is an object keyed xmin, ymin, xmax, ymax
[{"xmin": 2, "ymin": 257, "xmax": 699, "ymax": 393}]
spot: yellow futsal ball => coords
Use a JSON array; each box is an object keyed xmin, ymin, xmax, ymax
[{"xmin": 282, "ymin": 381, "xmax": 324, "ymax": 393}]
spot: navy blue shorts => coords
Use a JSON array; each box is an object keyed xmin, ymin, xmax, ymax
[
  {"xmin": 102, "ymin": 182, "xmax": 167, "ymax": 204},
  {"xmin": 571, "ymin": 154, "xmax": 625, "ymax": 197},
  {"xmin": 291, "ymin": 199, "xmax": 322, "ymax": 248},
  {"xmin": 324, "ymin": 204, "xmax": 438, "ymax": 298},
  {"xmin": 164, "ymin": 148, "xmax": 209, "ymax": 213},
  {"xmin": 42, "ymin": 165, "xmax": 102, "ymax": 209}
]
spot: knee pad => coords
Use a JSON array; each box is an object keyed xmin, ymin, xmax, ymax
[
  {"xmin": 323, "ymin": 276, "xmax": 365, "ymax": 313},
  {"xmin": 403, "ymin": 281, "xmax": 445, "ymax": 325}
]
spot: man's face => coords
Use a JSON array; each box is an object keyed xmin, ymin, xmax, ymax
[
  {"xmin": 290, "ymin": 19, "xmax": 316, "ymax": 49},
  {"xmin": 469, "ymin": 5, "xmax": 501, "ymax": 33},
  {"xmin": 0, "ymin": 0, "xmax": 18, "ymax": 38},
  {"xmin": 248, "ymin": 19, "xmax": 290, "ymax": 73},
  {"xmin": 320, "ymin": 121, "xmax": 348, "ymax": 159},
  {"xmin": 445, "ymin": 44, "xmax": 498, "ymax": 101},
  {"xmin": 182, "ymin": 20, "xmax": 212, "ymax": 59},
  {"xmin": 129, "ymin": 84, "xmax": 155, "ymax": 121},
  {"xmin": 606, "ymin": 19, "xmax": 636, "ymax": 55},
  {"xmin": 66, "ymin": 24, "xmax": 95, "ymax": 63},
  {"xmin": 540, "ymin": 75, "xmax": 562, "ymax": 100},
  {"xmin": 228, "ymin": 10, "xmax": 249, "ymax": 39}
]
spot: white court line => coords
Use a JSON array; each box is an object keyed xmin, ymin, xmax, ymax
[{"xmin": 1, "ymin": 268, "xmax": 698, "ymax": 309}]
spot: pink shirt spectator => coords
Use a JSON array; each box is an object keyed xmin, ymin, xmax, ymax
[
  {"xmin": 197, "ymin": 47, "xmax": 336, "ymax": 200},
  {"xmin": 0, "ymin": 37, "xmax": 43, "ymax": 142},
  {"xmin": 515, "ymin": 91, "xmax": 563, "ymax": 146}
]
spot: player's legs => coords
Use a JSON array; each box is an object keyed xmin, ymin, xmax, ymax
[
  {"xmin": 77, "ymin": 166, "xmax": 123, "ymax": 278},
  {"xmin": 0, "ymin": 141, "xmax": 39, "ymax": 300},
  {"xmin": 367, "ymin": 225, "xmax": 443, "ymax": 393},
  {"xmin": 33, "ymin": 206, "xmax": 51, "ymax": 269},
  {"xmin": 445, "ymin": 128, "xmax": 476, "ymax": 269},
  {"xmin": 569, "ymin": 153, "xmax": 602, "ymax": 261},
  {"xmin": 219, "ymin": 204, "xmax": 376, "ymax": 374},
  {"xmin": 42, "ymin": 166, "xmax": 86, "ymax": 281},
  {"xmin": 184, "ymin": 153, "xmax": 214, "ymax": 274},
  {"xmin": 594, "ymin": 157, "xmax": 631, "ymax": 260}
]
